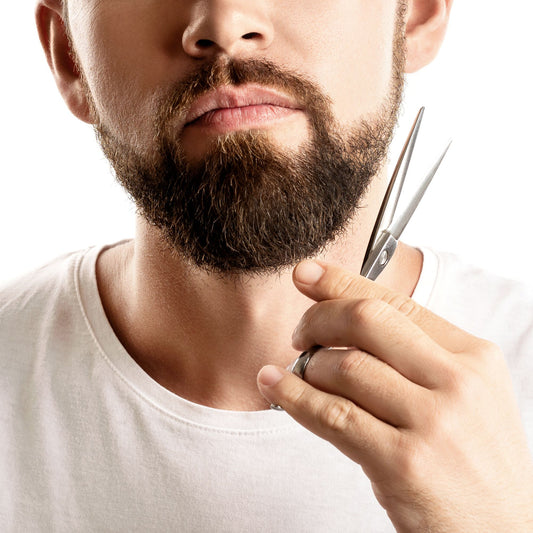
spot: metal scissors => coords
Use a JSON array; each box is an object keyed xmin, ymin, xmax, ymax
[
  {"xmin": 271, "ymin": 108, "xmax": 451, "ymax": 409},
  {"xmin": 360, "ymin": 107, "xmax": 451, "ymax": 281}
]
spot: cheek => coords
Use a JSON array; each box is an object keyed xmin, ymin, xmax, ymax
[
  {"xmin": 69, "ymin": 2, "xmax": 182, "ymax": 146},
  {"xmin": 273, "ymin": 0, "xmax": 397, "ymax": 127},
  {"xmin": 69, "ymin": 0, "xmax": 398, "ymax": 145}
]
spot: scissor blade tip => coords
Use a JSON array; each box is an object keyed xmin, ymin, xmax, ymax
[{"xmin": 442, "ymin": 139, "xmax": 453, "ymax": 155}]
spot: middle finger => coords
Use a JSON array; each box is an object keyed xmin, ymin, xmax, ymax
[{"xmin": 304, "ymin": 347, "xmax": 429, "ymax": 428}]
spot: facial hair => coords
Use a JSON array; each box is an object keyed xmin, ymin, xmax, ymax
[{"xmin": 92, "ymin": 29, "xmax": 405, "ymax": 276}]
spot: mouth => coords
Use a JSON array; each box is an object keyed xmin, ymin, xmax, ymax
[{"xmin": 183, "ymin": 84, "xmax": 304, "ymax": 133}]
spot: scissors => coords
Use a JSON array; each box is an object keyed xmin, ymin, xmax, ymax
[
  {"xmin": 272, "ymin": 108, "xmax": 452, "ymax": 408},
  {"xmin": 360, "ymin": 107, "xmax": 451, "ymax": 281}
]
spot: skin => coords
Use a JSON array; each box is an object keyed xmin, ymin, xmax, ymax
[
  {"xmin": 36, "ymin": 0, "xmax": 533, "ymax": 529},
  {"xmin": 257, "ymin": 261, "xmax": 533, "ymax": 531},
  {"xmin": 37, "ymin": 0, "xmax": 419, "ymax": 410}
]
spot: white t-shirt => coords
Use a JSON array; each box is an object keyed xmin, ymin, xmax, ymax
[{"xmin": 1, "ymin": 244, "xmax": 532, "ymax": 532}]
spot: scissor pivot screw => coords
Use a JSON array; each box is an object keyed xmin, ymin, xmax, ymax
[{"xmin": 378, "ymin": 250, "xmax": 389, "ymax": 266}]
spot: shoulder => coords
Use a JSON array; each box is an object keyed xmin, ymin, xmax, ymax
[
  {"xmin": 0, "ymin": 246, "xmax": 106, "ymax": 353},
  {"xmin": 0, "ymin": 246, "xmax": 112, "ymax": 396},
  {"xmin": 0, "ymin": 249, "xmax": 91, "ymax": 397},
  {"xmin": 0, "ymin": 250, "xmax": 83, "ymax": 323}
]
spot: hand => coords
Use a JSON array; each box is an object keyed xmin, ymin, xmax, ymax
[{"xmin": 257, "ymin": 260, "xmax": 533, "ymax": 532}]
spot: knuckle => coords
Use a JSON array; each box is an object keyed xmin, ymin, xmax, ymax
[
  {"xmin": 319, "ymin": 398, "xmax": 355, "ymax": 434},
  {"xmin": 347, "ymin": 298, "xmax": 388, "ymax": 328},
  {"xmin": 440, "ymin": 357, "xmax": 488, "ymax": 410},
  {"xmin": 473, "ymin": 339, "xmax": 504, "ymax": 366},
  {"xmin": 466, "ymin": 340, "xmax": 505, "ymax": 384},
  {"xmin": 285, "ymin": 380, "xmax": 310, "ymax": 406},
  {"xmin": 393, "ymin": 433, "xmax": 428, "ymax": 483},
  {"xmin": 330, "ymin": 272, "xmax": 364, "ymax": 299},
  {"xmin": 336, "ymin": 350, "xmax": 370, "ymax": 381},
  {"xmin": 443, "ymin": 340, "xmax": 505, "ymax": 394},
  {"xmin": 440, "ymin": 358, "xmax": 471, "ymax": 395},
  {"xmin": 384, "ymin": 292, "xmax": 419, "ymax": 319}
]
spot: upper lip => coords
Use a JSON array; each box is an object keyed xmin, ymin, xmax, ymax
[{"xmin": 184, "ymin": 85, "xmax": 303, "ymax": 125}]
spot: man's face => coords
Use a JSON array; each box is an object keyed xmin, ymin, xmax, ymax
[{"xmin": 66, "ymin": 0, "xmax": 406, "ymax": 274}]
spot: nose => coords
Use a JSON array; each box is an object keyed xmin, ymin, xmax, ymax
[{"xmin": 182, "ymin": 0, "xmax": 274, "ymax": 59}]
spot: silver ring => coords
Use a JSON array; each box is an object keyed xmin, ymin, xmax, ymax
[
  {"xmin": 269, "ymin": 345, "xmax": 322, "ymax": 411},
  {"xmin": 289, "ymin": 345, "xmax": 322, "ymax": 380}
]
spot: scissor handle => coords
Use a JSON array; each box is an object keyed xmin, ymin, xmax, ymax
[{"xmin": 360, "ymin": 231, "xmax": 398, "ymax": 281}]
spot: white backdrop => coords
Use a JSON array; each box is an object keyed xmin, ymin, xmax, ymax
[{"xmin": 1, "ymin": 2, "xmax": 532, "ymax": 284}]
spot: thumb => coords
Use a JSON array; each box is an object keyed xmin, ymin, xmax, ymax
[{"xmin": 292, "ymin": 260, "xmax": 378, "ymax": 303}]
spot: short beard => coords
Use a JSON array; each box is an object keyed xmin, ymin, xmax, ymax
[{"xmin": 91, "ymin": 19, "xmax": 405, "ymax": 276}]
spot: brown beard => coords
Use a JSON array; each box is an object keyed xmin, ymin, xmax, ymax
[{"xmin": 89, "ymin": 13, "xmax": 406, "ymax": 275}]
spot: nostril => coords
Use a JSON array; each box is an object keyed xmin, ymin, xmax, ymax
[
  {"xmin": 242, "ymin": 32, "xmax": 261, "ymax": 40},
  {"xmin": 196, "ymin": 39, "xmax": 215, "ymax": 49}
]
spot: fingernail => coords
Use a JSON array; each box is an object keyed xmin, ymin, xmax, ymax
[
  {"xmin": 258, "ymin": 365, "xmax": 284, "ymax": 387},
  {"xmin": 294, "ymin": 261, "xmax": 325, "ymax": 285}
]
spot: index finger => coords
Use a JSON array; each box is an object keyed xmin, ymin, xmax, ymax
[{"xmin": 292, "ymin": 260, "xmax": 474, "ymax": 353}]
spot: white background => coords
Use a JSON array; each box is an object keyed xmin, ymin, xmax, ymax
[{"xmin": 1, "ymin": 2, "xmax": 532, "ymax": 284}]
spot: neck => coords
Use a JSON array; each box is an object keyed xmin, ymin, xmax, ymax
[{"xmin": 96, "ymin": 172, "xmax": 422, "ymax": 411}]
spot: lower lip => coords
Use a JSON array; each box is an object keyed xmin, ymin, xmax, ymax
[{"xmin": 185, "ymin": 104, "xmax": 301, "ymax": 133}]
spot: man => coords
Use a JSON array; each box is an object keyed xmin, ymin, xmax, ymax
[{"xmin": 1, "ymin": 0, "xmax": 532, "ymax": 530}]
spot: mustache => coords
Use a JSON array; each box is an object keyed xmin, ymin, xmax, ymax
[{"xmin": 154, "ymin": 57, "xmax": 335, "ymax": 133}]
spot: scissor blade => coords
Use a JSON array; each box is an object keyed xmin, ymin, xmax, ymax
[
  {"xmin": 381, "ymin": 108, "xmax": 425, "ymax": 234},
  {"xmin": 364, "ymin": 108, "xmax": 425, "ymax": 262},
  {"xmin": 387, "ymin": 140, "xmax": 452, "ymax": 240}
]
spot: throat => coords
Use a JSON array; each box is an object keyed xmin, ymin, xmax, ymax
[
  {"xmin": 95, "ymin": 239, "xmax": 304, "ymax": 410},
  {"xmin": 94, "ymin": 228, "xmax": 422, "ymax": 411}
]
